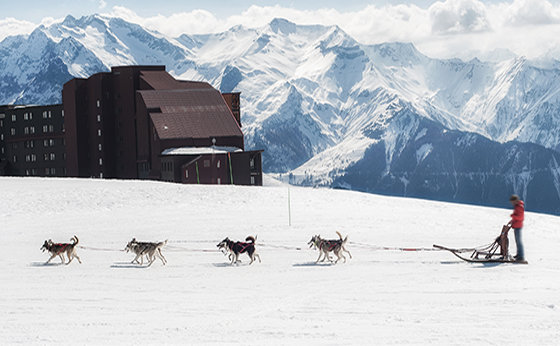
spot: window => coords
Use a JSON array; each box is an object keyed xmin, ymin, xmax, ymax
[
  {"xmin": 98, "ymin": 144, "xmax": 102, "ymax": 151},
  {"xmin": 30, "ymin": 126, "xmax": 35, "ymax": 134},
  {"xmin": 25, "ymin": 154, "xmax": 30, "ymax": 162},
  {"xmin": 31, "ymin": 154, "xmax": 36, "ymax": 162},
  {"xmin": 45, "ymin": 168, "xmax": 50, "ymax": 175},
  {"xmin": 250, "ymin": 158, "xmax": 255, "ymax": 168},
  {"xmin": 217, "ymin": 178, "xmax": 221, "ymax": 185},
  {"xmin": 44, "ymin": 153, "xmax": 49, "ymax": 161},
  {"xmin": 98, "ymin": 129, "xmax": 102, "ymax": 137},
  {"xmin": 217, "ymin": 160, "xmax": 221, "ymax": 169},
  {"xmin": 24, "ymin": 127, "xmax": 29, "ymax": 134},
  {"xmin": 99, "ymin": 158, "xmax": 103, "ymax": 165},
  {"xmin": 61, "ymin": 110, "xmax": 64, "ymax": 117},
  {"xmin": 43, "ymin": 139, "xmax": 48, "ymax": 147},
  {"xmin": 31, "ymin": 169, "xmax": 37, "ymax": 175},
  {"xmin": 13, "ymin": 155, "xmax": 17, "ymax": 163},
  {"xmin": 50, "ymin": 153, "xmax": 55, "ymax": 161},
  {"xmin": 43, "ymin": 125, "xmax": 48, "ymax": 133},
  {"xmin": 0, "ymin": 119, "xmax": 3, "ymax": 127},
  {"xmin": 49, "ymin": 125, "xmax": 54, "ymax": 132},
  {"xmin": 43, "ymin": 111, "xmax": 48, "ymax": 119},
  {"xmin": 30, "ymin": 140, "xmax": 34, "ymax": 148},
  {"xmin": 25, "ymin": 169, "xmax": 30, "ymax": 176},
  {"xmin": 11, "ymin": 114, "xmax": 16, "ymax": 121},
  {"xmin": 0, "ymin": 134, "xmax": 3, "ymax": 140},
  {"xmin": 10, "ymin": 128, "xmax": 15, "ymax": 135},
  {"xmin": 24, "ymin": 113, "xmax": 29, "ymax": 120},
  {"xmin": 1, "ymin": 147, "xmax": 4, "ymax": 154},
  {"xmin": 96, "ymin": 99, "xmax": 100, "ymax": 108},
  {"xmin": 48, "ymin": 111, "xmax": 52, "ymax": 118},
  {"xmin": 185, "ymin": 170, "xmax": 189, "ymax": 179},
  {"xmin": 49, "ymin": 139, "xmax": 55, "ymax": 147},
  {"xmin": 204, "ymin": 160, "xmax": 210, "ymax": 168},
  {"xmin": 251, "ymin": 176, "xmax": 255, "ymax": 185},
  {"xmin": 29, "ymin": 112, "xmax": 33, "ymax": 120},
  {"xmin": 51, "ymin": 168, "xmax": 56, "ymax": 175},
  {"xmin": 97, "ymin": 115, "xmax": 101, "ymax": 122}
]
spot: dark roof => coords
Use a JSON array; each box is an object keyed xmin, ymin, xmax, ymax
[
  {"xmin": 140, "ymin": 70, "xmax": 212, "ymax": 90},
  {"xmin": 138, "ymin": 89, "xmax": 242, "ymax": 140}
]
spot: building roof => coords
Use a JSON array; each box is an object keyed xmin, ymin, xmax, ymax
[
  {"xmin": 140, "ymin": 70, "xmax": 212, "ymax": 91},
  {"xmin": 139, "ymin": 88, "xmax": 243, "ymax": 140},
  {"xmin": 161, "ymin": 146, "xmax": 242, "ymax": 156}
]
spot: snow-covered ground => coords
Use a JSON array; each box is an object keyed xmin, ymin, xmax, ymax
[{"xmin": 1, "ymin": 176, "xmax": 559, "ymax": 345}]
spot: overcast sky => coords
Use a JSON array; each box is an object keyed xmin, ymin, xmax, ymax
[{"xmin": 2, "ymin": 0, "xmax": 560, "ymax": 60}]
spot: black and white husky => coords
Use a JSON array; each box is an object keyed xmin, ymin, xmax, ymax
[
  {"xmin": 217, "ymin": 236, "xmax": 261, "ymax": 265},
  {"xmin": 40, "ymin": 236, "xmax": 82, "ymax": 265},
  {"xmin": 308, "ymin": 231, "xmax": 352, "ymax": 264}
]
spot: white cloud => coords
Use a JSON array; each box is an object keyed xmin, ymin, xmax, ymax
[
  {"xmin": 2, "ymin": 1, "xmax": 560, "ymax": 60},
  {"xmin": 428, "ymin": 0, "xmax": 490, "ymax": 34},
  {"xmin": 99, "ymin": 0, "xmax": 107, "ymax": 10},
  {"xmin": 502, "ymin": 0, "xmax": 560, "ymax": 26},
  {"xmin": 0, "ymin": 18, "xmax": 36, "ymax": 41}
]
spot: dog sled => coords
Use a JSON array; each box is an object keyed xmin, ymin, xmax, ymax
[{"xmin": 434, "ymin": 225, "xmax": 528, "ymax": 264}]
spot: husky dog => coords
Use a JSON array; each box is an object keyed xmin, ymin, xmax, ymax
[
  {"xmin": 125, "ymin": 238, "xmax": 168, "ymax": 266},
  {"xmin": 40, "ymin": 236, "xmax": 82, "ymax": 265},
  {"xmin": 124, "ymin": 239, "xmax": 151, "ymax": 265},
  {"xmin": 308, "ymin": 231, "xmax": 352, "ymax": 264},
  {"xmin": 217, "ymin": 236, "xmax": 261, "ymax": 265}
]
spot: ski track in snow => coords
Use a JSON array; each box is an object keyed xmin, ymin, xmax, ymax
[{"xmin": 1, "ymin": 177, "xmax": 559, "ymax": 345}]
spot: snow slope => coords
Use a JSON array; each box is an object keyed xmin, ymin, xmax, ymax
[{"xmin": 1, "ymin": 177, "xmax": 559, "ymax": 344}]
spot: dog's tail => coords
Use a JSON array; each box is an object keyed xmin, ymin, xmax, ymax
[
  {"xmin": 336, "ymin": 231, "xmax": 348, "ymax": 244},
  {"xmin": 246, "ymin": 235, "xmax": 256, "ymax": 243},
  {"xmin": 72, "ymin": 235, "xmax": 79, "ymax": 245}
]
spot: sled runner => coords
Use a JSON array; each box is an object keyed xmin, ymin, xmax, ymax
[{"xmin": 434, "ymin": 225, "xmax": 528, "ymax": 264}]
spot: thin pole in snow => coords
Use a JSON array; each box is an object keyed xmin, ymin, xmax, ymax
[
  {"xmin": 228, "ymin": 152, "xmax": 234, "ymax": 184},
  {"xmin": 288, "ymin": 185, "xmax": 292, "ymax": 227}
]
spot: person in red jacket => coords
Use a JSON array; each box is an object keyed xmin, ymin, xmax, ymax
[{"xmin": 507, "ymin": 194, "xmax": 525, "ymax": 261}]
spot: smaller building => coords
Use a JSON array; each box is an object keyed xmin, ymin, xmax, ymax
[
  {"xmin": 0, "ymin": 104, "xmax": 66, "ymax": 177},
  {"xmin": 160, "ymin": 147, "xmax": 263, "ymax": 185}
]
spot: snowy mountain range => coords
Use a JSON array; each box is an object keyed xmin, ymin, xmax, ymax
[{"xmin": 1, "ymin": 15, "xmax": 560, "ymax": 214}]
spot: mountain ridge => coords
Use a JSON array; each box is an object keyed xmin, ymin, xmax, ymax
[{"xmin": 1, "ymin": 15, "xmax": 560, "ymax": 213}]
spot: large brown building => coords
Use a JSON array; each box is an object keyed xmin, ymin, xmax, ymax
[
  {"xmin": 62, "ymin": 65, "xmax": 262, "ymax": 185},
  {"xmin": 0, "ymin": 104, "xmax": 66, "ymax": 177}
]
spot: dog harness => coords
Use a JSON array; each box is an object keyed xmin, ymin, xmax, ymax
[
  {"xmin": 321, "ymin": 240, "xmax": 341, "ymax": 251},
  {"xmin": 53, "ymin": 243, "xmax": 69, "ymax": 254},
  {"xmin": 230, "ymin": 241, "xmax": 252, "ymax": 252}
]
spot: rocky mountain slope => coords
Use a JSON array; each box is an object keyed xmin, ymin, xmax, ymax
[{"xmin": 1, "ymin": 15, "xmax": 559, "ymax": 213}]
